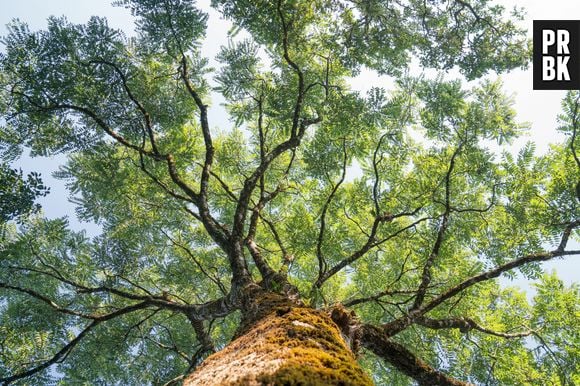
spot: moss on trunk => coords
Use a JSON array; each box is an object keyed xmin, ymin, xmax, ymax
[{"xmin": 184, "ymin": 305, "xmax": 373, "ymax": 385}]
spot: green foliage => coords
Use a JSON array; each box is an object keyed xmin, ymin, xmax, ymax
[
  {"xmin": 0, "ymin": 0, "xmax": 576, "ymax": 385},
  {"xmin": 114, "ymin": 0, "xmax": 208, "ymax": 57},
  {"xmin": 0, "ymin": 164, "xmax": 49, "ymax": 223}
]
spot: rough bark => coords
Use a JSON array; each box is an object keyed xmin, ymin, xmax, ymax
[{"xmin": 184, "ymin": 295, "xmax": 372, "ymax": 386}]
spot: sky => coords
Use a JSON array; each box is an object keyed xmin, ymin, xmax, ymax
[{"xmin": 1, "ymin": 0, "xmax": 579, "ymax": 290}]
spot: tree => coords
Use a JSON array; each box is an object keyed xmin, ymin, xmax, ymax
[
  {"xmin": 0, "ymin": 164, "xmax": 49, "ymax": 224},
  {"xmin": 0, "ymin": 0, "xmax": 578, "ymax": 384}
]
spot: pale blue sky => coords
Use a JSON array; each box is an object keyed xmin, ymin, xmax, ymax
[{"xmin": 1, "ymin": 1, "xmax": 578, "ymax": 290}]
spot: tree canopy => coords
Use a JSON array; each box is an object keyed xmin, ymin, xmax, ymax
[{"xmin": 0, "ymin": 0, "xmax": 578, "ymax": 385}]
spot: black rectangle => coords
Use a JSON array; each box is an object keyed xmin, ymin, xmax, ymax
[{"xmin": 533, "ymin": 20, "xmax": 580, "ymax": 90}]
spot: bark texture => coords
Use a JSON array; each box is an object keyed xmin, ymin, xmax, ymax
[{"xmin": 184, "ymin": 304, "xmax": 372, "ymax": 386}]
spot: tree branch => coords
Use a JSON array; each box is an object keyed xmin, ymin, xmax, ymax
[
  {"xmin": 186, "ymin": 316, "xmax": 216, "ymax": 366},
  {"xmin": 413, "ymin": 145, "xmax": 461, "ymax": 309},
  {"xmin": 316, "ymin": 139, "xmax": 348, "ymax": 279},
  {"xmin": 0, "ymin": 282, "xmax": 95, "ymax": 319},
  {"xmin": 383, "ymin": 246, "xmax": 580, "ymax": 336},
  {"xmin": 17, "ymin": 92, "xmax": 236, "ymax": 275},
  {"xmin": 570, "ymin": 93, "xmax": 580, "ymax": 169},
  {"xmin": 360, "ymin": 324, "xmax": 472, "ymax": 386},
  {"xmin": 0, "ymin": 302, "xmax": 151, "ymax": 385},
  {"xmin": 315, "ymin": 209, "xmax": 426, "ymax": 288},
  {"xmin": 85, "ymin": 59, "xmax": 161, "ymax": 155},
  {"xmin": 161, "ymin": 230, "xmax": 228, "ymax": 295},
  {"xmin": 417, "ymin": 316, "xmax": 533, "ymax": 338},
  {"xmin": 5, "ymin": 264, "xmax": 234, "ymax": 321}
]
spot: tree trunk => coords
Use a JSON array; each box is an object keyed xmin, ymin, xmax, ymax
[{"xmin": 184, "ymin": 291, "xmax": 372, "ymax": 386}]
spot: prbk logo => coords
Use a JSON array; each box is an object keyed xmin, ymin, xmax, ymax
[{"xmin": 534, "ymin": 21, "xmax": 580, "ymax": 90}]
